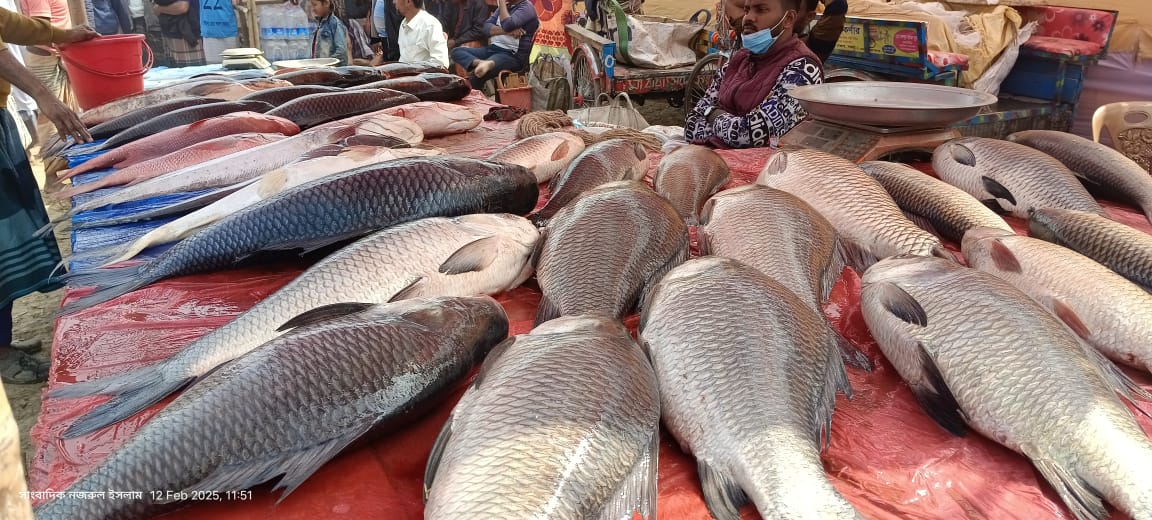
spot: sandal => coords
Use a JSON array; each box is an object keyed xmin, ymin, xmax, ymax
[
  {"xmin": 10, "ymin": 339, "xmax": 43, "ymax": 354},
  {"xmin": 0, "ymin": 351, "xmax": 49, "ymax": 384}
]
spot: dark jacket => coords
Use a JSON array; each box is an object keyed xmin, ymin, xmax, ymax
[{"xmin": 425, "ymin": 0, "xmax": 488, "ymax": 45}]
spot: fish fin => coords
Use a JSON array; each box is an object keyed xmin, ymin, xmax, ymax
[
  {"xmin": 472, "ymin": 336, "xmax": 515, "ymax": 389},
  {"xmin": 1051, "ymin": 299, "xmax": 1092, "ymax": 340},
  {"xmin": 950, "ymin": 142, "xmax": 976, "ymax": 167},
  {"xmin": 276, "ymin": 303, "xmax": 376, "ymax": 332},
  {"xmin": 1073, "ymin": 335, "xmax": 1152, "ymax": 404},
  {"xmin": 908, "ymin": 341, "xmax": 968, "ymax": 436},
  {"xmin": 1026, "ymin": 453, "xmax": 1108, "ymax": 520},
  {"xmin": 637, "ymin": 236, "xmax": 690, "ymax": 319},
  {"xmin": 551, "ymin": 141, "xmax": 570, "ymax": 161},
  {"xmin": 697, "ymin": 460, "xmax": 748, "ymax": 520},
  {"xmin": 981, "ymin": 176, "xmax": 1017, "ymax": 206},
  {"xmin": 55, "ymin": 264, "xmax": 152, "ymax": 316},
  {"xmin": 60, "ymin": 370, "xmax": 196, "ymax": 438},
  {"xmin": 698, "ymin": 196, "xmax": 717, "ymax": 227},
  {"xmin": 387, "ymin": 277, "xmax": 425, "ymax": 302},
  {"xmin": 295, "ymin": 144, "xmax": 346, "ymax": 161},
  {"xmin": 696, "ymin": 225, "xmax": 713, "ymax": 256},
  {"xmin": 901, "ymin": 210, "xmax": 943, "ymax": 238},
  {"xmin": 597, "ymin": 430, "xmax": 659, "ymax": 520},
  {"xmin": 873, "ymin": 282, "xmax": 928, "ymax": 327},
  {"xmin": 534, "ymin": 293, "xmax": 561, "ymax": 326},
  {"xmin": 981, "ymin": 199, "xmax": 1009, "ymax": 215},
  {"xmin": 817, "ymin": 333, "xmax": 854, "ymax": 450},
  {"xmin": 340, "ymin": 134, "xmax": 410, "ymax": 148},
  {"xmin": 832, "ymin": 327, "xmax": 873, "ymax": 373},
  {"xmin": 527, "ymin": 227, "xmax": 547, "ymax": 270},
  {"xmin": 823, "ymin": 237, "xmax": 850, "ymax": 303},
  {"xmin": 177, "ymin": 420, "xmax": 376, "ymax": 505},
  {"xmin": 422, "ymin": 411, "xmax": 455, "ymax": 503},
  {"xmin": 987, "ymin": 238, "xmax": 1023, "ymax": 273},
  {"xmin": 834, "ymin": 238, "xmax": 879, "ymax": 273},
  {"xmin": 439, "ymin": 236, "xmax": 500, "ymax": 275}
]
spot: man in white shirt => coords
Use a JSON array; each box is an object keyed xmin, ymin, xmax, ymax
[{"xmin": 391, "ymin": 0, "xmax": 448, "ymax": 68}]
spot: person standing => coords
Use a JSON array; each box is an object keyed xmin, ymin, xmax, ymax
[
  {"xmin": 86, "ymin": 0, "xmax": 131, "ymax": 34},
  {"xmin": 17, "ymin": 0, "xmax": 68, "ymax": 100},
  {"xmin": 153, "ymin": 0, "xmax": 204, "ymax": 66},
  {"xmin": 449, "ymin": 0, "xmax": 535, "ymax": 90},
  {"xmin": 0, "ymin": 7, "xmax": 96, "ymax": 384},
  {"xmin": 392, "ymin": 0, "xmax": 446, "ymax": 67},
  {"xmin": 309, "ymin": 0, "xmax": 349, "ymax": 65}
]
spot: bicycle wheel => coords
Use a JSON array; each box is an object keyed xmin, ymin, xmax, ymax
[{"xmin": 684, "ymin": 53, "xmax": 726, "ymax": 117}]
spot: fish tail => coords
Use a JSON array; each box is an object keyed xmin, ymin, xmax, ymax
[
  {"xmin": 58, "ymin": 368, "xmax": 194, "ymax": 438},
  {"xmin": 55, "ymin": 264, "xmax": 153, "ymax": 315}
]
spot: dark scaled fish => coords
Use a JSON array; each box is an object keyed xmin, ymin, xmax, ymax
[
  {"xmin": 529, "ymin": 138, "xmax": 650, "ymax": 226},
  {"xmin": 377, "ymin": 61, "xmax": 450, "ymax": 78},
  {"xmin": 1029, "ymin": 208, "xmax": 1152, "ymax": 293},
  {"xmin": 350, "ymin": 73, "xmax": 471, "ymax": 102},
  {"xmin": 82, "ymin": 98, "xmax": 224, "ymax": 142},
  {"xmin": 35, "ymin": 296, "xmax": 509, "ymax": 520},
  {"xmin": 265, "ymin": 89, "xmax": 419, "ymax": 129},
  {"xmin": 273, "ymin": 66, "xmax": 384, "ymax": 87},
  {"xmin": 57, "ymin": 157, "xmax": 539, "ymax": 314},
  {"xmin": 92, "ymin": 100, "xmax": 275, "ymax": 151},
  {"xmin": 237, "ymin": 85, "xmax": 344, "ymax": 106}
]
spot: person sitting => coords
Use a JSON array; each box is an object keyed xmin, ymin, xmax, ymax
[
  {"xmin": 684, "ymin": 0, "xmax": 822, "ymax": 149},
  {"xmin": 449, "ymin": 0, "xmax": 537, "ymax": 91},
  {"xmin": 796, "ymin": 0, "xmax": 845, "ymax": 63},
  {"xmin": 309, "ymin": 0, "xmax": 350, "ymax": 66},
  {"xmin": 425, "ymin": 0, "xmax": 488, "ymax": 51},
  {"xmin": 392, "ymin": 0, "xmax": 448, "ymax": 67}
]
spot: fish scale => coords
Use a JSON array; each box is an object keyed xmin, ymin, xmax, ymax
[
  {"xmin": 1029, "ymin": 208, "xmax": 1152, "ymax": 291},
  {"xmin": 534, "ymin": 181, "xmax": 688, "ymax": 325},
  {"xmin": 95, "ymin": 100, "xmax": 276, "ymax": 151},
  {"xmin": 530, "ymin": 139, "xmax": 651, "ymax": 225},
  {"xmin": 237, "ymin": 85, "xmax": 344, "ymax": 106},
  {"xmin": 861, "ymin": 257, "xmax": 1152, "ymax": 520},
  {"xmin": 756, "ymin": 149, "xmax": 947, "ymax": 266},
  {"xmin": 36, "ymin": 297, "xmax": 508, "ymax": 520},
  {"xmin": 52, "ymin": 214, "xmax": 539, "ymax": 438},
  {"xmin": 640, "ymin": 257, "xmax": 860, "ymax": 520},
  {"xmin": 83, "ymin": 97, "xmax": 222, "ymax": 141},
  {"xmin": 265, "ymin": 89, "xmax": 419, "ymax": 129},
  {"xmin": 424, "ymin": 316, "xmax": 660, "ymax": 519},
  {"xmin": 486, "ymin": 132, "xmax": 587, "ymax": 183},
  {"xmin": 931, "ymin": 137, "xmax": 1106, "ymax": 219},
  {"xmin": 652, "ymin": 144, "xmax": 730, "ymax": 224}
]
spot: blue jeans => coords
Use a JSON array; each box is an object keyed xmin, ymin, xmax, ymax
[{"xmin": 450, "ymin": 45, "xmax": 526, "ymax": 90}]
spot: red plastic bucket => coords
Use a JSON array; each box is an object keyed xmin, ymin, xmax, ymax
[{"xmin": 59, "ymin": 34, "xmax": 153, "ymax": 111}]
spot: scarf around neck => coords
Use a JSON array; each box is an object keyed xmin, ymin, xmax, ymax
[{"xmin": 717, "ymin": 36, "xmax": 817, "ymax": 116}]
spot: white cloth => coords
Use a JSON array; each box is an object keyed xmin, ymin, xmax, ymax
[
  {"xmin": 397, "ymin": 9, "xmax": 448, "ymax": 68},
  {"xmin": 490, "ymin": 12, "xmax": 517, "ymax": 52},
  {"xmin": 127, "ymin": 0, "xmax": 144, "ymax": 18}
]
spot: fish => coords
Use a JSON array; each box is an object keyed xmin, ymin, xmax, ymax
[
  {"xmin": 651, "ymin": 144, "xmax": 731, "ymax": 224},
  {"xmin": 90, "ymin": 100, "xmax": 275, "ymax": 152},
  {"xmin": 41, "ymin": 118, "xmax": 421, "ymax": 233},
  {"xmin": 379, "ymin": 101, "xmax": 483, "ymax": 138},
  {"xmin": 350, "ymin": 73, "xmax": 471, "ymax": 102},
  {"xmin": 100, "ymin": 146, "xmax": 445, "ymax": 265},
  {"xmin": 37, "ymin": 296, "xmax": 509, "ymax": 520},
  {"xmin": 1007, "ymin": 130, "xmax": 1152, "ymax": 224},
  {"xmin": 51, "ymin": 213, "xmax": 539, "ymax": 438},
  {"xmin": 236, "ymin": 84, "xmax": 344, "ymax": 106},
  {"xmin": 265, "ymin": 89, "xmax": 419, "ymax": 129},
  {"xmin": 78, "ymin": 79, "xmax": 290, "ymax": 127},
  {"xmin": 529, "ymin": 139, "xmax": 650, "ymax": 225},
  {"xmin": 189, "ymin": 70, "xmax": 270, "ymax": 81},
  {"xmin": 273, "ymin": 66, "xmax": 384, "ymax": 87},
  {"xmin": 858, "ymin": 160, "xmax": 1013, "ymax": 243},
  {"xmin": 756, "ymin": 148, "xmax": 949, "ymax": 268},
  {"xmin": 57, "ymin": 112, "xmax": 301, "ymax": 180},
  {"xmin": 534, "ymin": 180, "xmax": 688, "ymax": 325},
  {"xmin": 962, "ymin": 227, "xmax": 1152, "ymax": 373},
  {"xmin": 860, "ymin": 255, "xmax": 1152, "ymax": 520},
  {"xmin": 931, "ymin": 137, "xmax": 1106, "ymax": 219},
  {"xmin": 485, "ymin": 132, "xmax": 586, "ymax": 184},
  {"xmin": 423, "ymin": 315, "xmax": 660, "ymax": 520},
  {"xmin": 50, "ymin": 133, "xmax": 289, "ymax": 200},
  {"xmin": 81, "ymin": 98, "xmax": 225, "ymax": 142},
  {"xmin": 1029, "ymin": 208, "xmax": 1152, "ymax": 292},
  {"xmin": 698, "ymin": 184, "xmax": 842, "ymax": 312},
  {"xmin": 639, "ymin": 256, "xmax": 861, "ymax": 520},
  {"xmin": 54, "ymin": 157, "xmax": 539, "ymax": 315},
  {"xmin": 376, "ymin": 61, "xmax": 449, "ymax": 78}
]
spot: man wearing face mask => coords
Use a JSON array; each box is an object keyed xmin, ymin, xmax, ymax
[{"xmin": 685, "ymin": 0, "xmax": 821, "ymax": 149}]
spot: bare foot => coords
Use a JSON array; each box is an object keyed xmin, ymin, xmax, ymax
[{"xmin": 474, "ymin": 59, "xmax": 495, "ymax": 78}]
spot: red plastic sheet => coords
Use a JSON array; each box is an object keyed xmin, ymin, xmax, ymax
[{"xmin": 32, "ymin": 125, "xmax": 1152, "ymax": 520}]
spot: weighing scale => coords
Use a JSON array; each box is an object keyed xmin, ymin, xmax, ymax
[
  {"xmin": 778, "ymin": 82, "xmax": 999, "ymax": 163},
  {"xmin": 220, "ymin": 48, "xmax": 272, "ymax": 70}
]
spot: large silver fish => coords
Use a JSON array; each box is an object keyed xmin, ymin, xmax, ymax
[
  {"xmin": 1029, "ymin": 208, "xmax": 1152, "ymax": 292},
  {"xmin": 530, "ymin": 139, "xmax": 650, "ymax": 225},
  {"xmin": 534, "ymin": 181, "xmax": 688, "ymax": 325},
  {"xmin": 36, "ymin": 296, "xmax": 509, "ymax": 520},
  {"xmin": 639, "ymin": 257, "xmax": 861, "ymax": 520},
  {"xmin": 932, "ymin": 137, "xmax": 1106, "ymax": 219},
  {"xmin": 423, "ymin": 315, "xmax": 661, "ymax": 520},
  {"xmin": 51, "ymin": 214, "xmax": 539, "ymax": 438},
  {"xmin": 756, "ymin": 148, "xmax": 948, "ymax": 268},
  {"xmin": 859, "ymin": 160, "xmax": 1012, "ymax": 243},
  {"xmin": 861, "ymin": 256, "xmax": 1152, "ymax": 520},
  {"xmin": 962, "ymin": 227, "xmax": 1152, "ymax": 373},
  {"xmin": 652, "ymin": 144, "xmax": 730, "ymax": 224},
  {"xmin": 698, "ymin": 184, "xmax": 842, "ymax": 311},
  {"xmin": 1007, "ymin": 130, "xmax": 1152, "ymax": 223},
  {"xmin": 486, "ymin": 132, "xmax": 586, "ymax": 184}
]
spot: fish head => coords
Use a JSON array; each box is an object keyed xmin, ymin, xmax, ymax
[
  {"xmin": 698, "ymin": 184, "xmax": 766, "ymax": 225},
  {"xmin": 388, "ymin": 296, "xmax": 511, "ymax": 357},
  {"xmin": 629, "ymin": 142, "xmax": 652, "ymax": 179},
  {"xmin": 241, "ymin": 78, "xmax": 294, "ymax": 90},
  {"xmin": 960, "ymin": 226, "xmax": 1017, "ymax": 257},
  {"xmin": 530, "ymin": 314, "xmax": 631, "ymax": 339}
]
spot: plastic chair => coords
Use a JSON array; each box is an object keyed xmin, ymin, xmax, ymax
[{"xmin": 1092, "ymin": 101, "xmax": 1152, "ymax": 173}]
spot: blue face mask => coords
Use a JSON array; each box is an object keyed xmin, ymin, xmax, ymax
[{"xmin": 742, "ymin": 11, "xmax": 792, "ymax": 55}]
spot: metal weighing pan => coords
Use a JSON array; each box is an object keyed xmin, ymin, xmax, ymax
[{"xmin": 787, "ymin": 82, "xmax": 998, "ymax": 128}]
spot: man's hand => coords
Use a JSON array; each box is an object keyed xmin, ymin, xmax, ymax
[
  {"xmin": 509, "ymin": 28, "xmax": 524, "ymax": 38},
  {"xmin": 447, "ymin": 38, "xmax": 455, "ymax": 48},
  {"xmin": 706, "ymin": 108, "xmax": 729, "ymax": 124},
  {"xmin": 40, "ymin": 98, "xmax": 91, "ymax": 143},
  {"xmin": 59, "ymin": 25, "xmax": 98, "ymax": 44}
]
